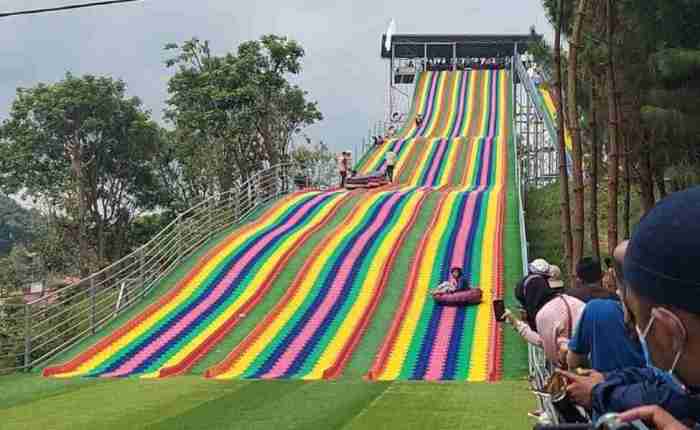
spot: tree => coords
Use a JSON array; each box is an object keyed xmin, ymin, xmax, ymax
[
  {"xmin": 605, "ymin": 0, "xmax": 619, "ymax": 257},
  {"xmin": 290, "ymin": 140, "xmax": 336, "ymax": 188},
  {"xmin": 567, "ymin": 0, "xmax": 588, "ymax": 265},
  {"xmin": 553, "ymin": 0, "xmax": 574, "ymax": 272},
  {"xmin": 164, "ymin": 36, "xmax": 322, "ymax": 192},
  {"xmin": 0, "ymin": 74, "xmax": 162, "ymax": 274}
]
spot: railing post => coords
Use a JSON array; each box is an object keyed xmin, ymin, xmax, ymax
[
  {"xmin": 90, "ymin": 276, "xmax": 96, "ymax": 334},
  {"xmin": 24, "ymin": 304, "xmax": 31, "ymax": 371},
  {"xmin": 177, "ymin": 213, "xmax": 183, "ymax": 262},
  {"xmin": 232, "ymin": 191, "xmax": 239, "ymax": 222},
  {"xmin": 139, "ymin": 246, "xmax": 146, "ymax": 294},
  {"xmin": 208, "ymin": 195, "xmax": 215, "ymax": 238}
]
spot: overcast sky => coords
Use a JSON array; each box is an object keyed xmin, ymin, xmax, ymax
[{"xmin": 0, "ymin": 0, "xmax": 553, "ymax": 154}]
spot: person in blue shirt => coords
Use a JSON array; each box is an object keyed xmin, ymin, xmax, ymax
[{"xmin": 567, "ymin": 299, "xmax": 645, "ymax": 373}]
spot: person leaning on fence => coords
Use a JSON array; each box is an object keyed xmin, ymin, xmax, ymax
[
  {"xmin": 559, "ymin": 186, "xmax": 700, "ymax": 429},
  {"xmin": 505, "ymin": 259, "xmax": 586, "ymax": 366},
  {"xmin": 565, "ymin": 257, "xmax": 619, "ymax": 303},
  {"xmin": 566, "ymin": 298, "xmax": 645, "ymax": 373}
]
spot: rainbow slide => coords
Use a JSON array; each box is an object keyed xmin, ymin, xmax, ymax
[
  {"xmin": 205, "ymin": 189, "xmax": 428, "ymax": 380},
  {"xmin": 538, "ymin": 84, "xmax": 573, "ymax": 157},
  {"xmin": 359, "ymin": 69, "xmax": 512, "ymax": 381},
  {"xmin": 45, "ymin": 68, "xmax": 518, "ymax": 382},
  {"xmin": 44, "ymin": 191, "xmax": 348, "ymax": 378},
  {"xmin": 358, "ymin": 69, "xmax": 511, "ymax": 188}
]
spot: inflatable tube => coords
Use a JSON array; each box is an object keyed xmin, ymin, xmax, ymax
[{"xmin": 432, "ymin": 288, "xmax": 483, "ymax": 306}]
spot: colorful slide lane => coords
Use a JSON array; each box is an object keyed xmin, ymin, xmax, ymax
[
  {"xmin": 365, "ymin": 71, "xmax": 512, "ymax": 381},
  {"xmin": 538, "ymin": 84, "xmax": 573, "ymax": 157},
  {"xmin": 205, "ymin": 190, "xmax": 429, "ymax": 380},
  {"xmin": 366, "ymin": 187, "xmax": 506, "ymax": 381},
  {"xmin": 357, "ymin": 69, "xmax": 510, "ymax": 184},
  {"xmin": 44, "ymin": 191, "xmax": 349, "ymax": 378}
]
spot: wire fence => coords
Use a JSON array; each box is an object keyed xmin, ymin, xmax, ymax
[{"xmin": 0, "ymin": 163, "xmax": 301, "ymax": 374}]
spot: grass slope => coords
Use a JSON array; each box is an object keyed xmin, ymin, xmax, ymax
[{"xmin": 0, "ymin": 374, "xmax": 534, "ymax": 430}]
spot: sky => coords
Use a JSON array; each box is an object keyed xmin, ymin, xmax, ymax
[{"xmin": 0, "ymin": 0, "xmax": 553, "ymax": 155}]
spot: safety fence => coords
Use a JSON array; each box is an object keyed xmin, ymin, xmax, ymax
[
  {"xmin": 511, "ymin": 54, "xmax": 564, "ymax": 425},
  {"xmin": 0, "ymin": 163, "xmax": 301, "ymax": 374}
]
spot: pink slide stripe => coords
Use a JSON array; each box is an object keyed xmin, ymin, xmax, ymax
[
  {"xmin": 450, "ymin": 193, "xmax": 479, "ymax": 267},
  {"xmin": 424, "ymin": 139, "xmax": 448, "ymax": 186},
  {"xmin": 261, "ymin": 193, "xmax": 405, "ymax": 378},
  {"xmin": 425, "ymin": 306, "xmax": 457, "ymax": 380},
  {"xmin": 487, "ymin": 70, "xmax": 498, "ymax": 138}
]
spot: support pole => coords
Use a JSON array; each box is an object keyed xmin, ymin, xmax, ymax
[
  {"xmin": 90, "ymin": 277, "xmax": 96, "ymax": 334},
  {"xmin": 139, "ymin": 246, "xmax": 146, "ymax": 294},
  {"xmin": 177, "ymin": 213, "xmax": 183, "ymax": 263},
  {"xmin": 24, "ymin": 304, "xmax": 31, "ymax": 371}
]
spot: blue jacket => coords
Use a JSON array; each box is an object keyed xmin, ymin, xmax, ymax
[{"xmin": 592, "ymin": 367, "xmax": 700, "ymax": 423}]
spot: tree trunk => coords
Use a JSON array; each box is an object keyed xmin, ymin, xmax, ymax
[
  {"xmin": 655, "ymin": 167, "xmax": 667, "ymax": 200},
  {"xmin": 568, "ymin": 0, "xmax": 588, "ymax": 266},
  {"xmin": 589, "ymin": 78, "xmax": 601, "ymax": 260},
  {"xmin": 605, "ymin": 0, "xmax": 619, "ymax": 257},
  {"xmin": 555, "ymin": 0, "xmax": 574, "ymax": 273},
  {"xmin": 623, "ymin": 134, "xmax": 631, "ymax": 240},
  {"xmin": 69, "ymin": 131, "xmax": 88, "ymax": 277},
  {"xmin": 638, "ymin": 143, "xmax": 656, "ymax": 214}
]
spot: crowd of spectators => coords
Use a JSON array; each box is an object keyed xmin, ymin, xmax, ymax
[
  {"xmin": 507, "ymin": 186, "xmax": 700, "ymax": 429},
  {"xmin": 415, "ymin": 57, "xmax": 511, "ymax": 71}
]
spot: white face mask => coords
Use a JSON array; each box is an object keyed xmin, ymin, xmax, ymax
[{"xmin": 635, "ymin": 310, "xmax": 686, "ymax": 392}]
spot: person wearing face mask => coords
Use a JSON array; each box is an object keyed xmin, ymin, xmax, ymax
[{"xmin": 559, "ymin": 186, "xmax": 700, "ymax": 428}]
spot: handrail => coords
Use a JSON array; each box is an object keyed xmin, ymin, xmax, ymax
[
  {"xmin": 513, "ymin": 49, "xmax": 561, "ymax": 425},
  {"xmin": 514, "ymin": 53, "xmax": 559, "ymax": 147},
  {"xmin": 0, "ymin": 162, "xmax": 301, "ymax": 373}
]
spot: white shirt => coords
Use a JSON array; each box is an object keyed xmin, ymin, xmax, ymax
[{"xmin": 385, "ymin": 151, "xmax": 397, "ymax": 166}]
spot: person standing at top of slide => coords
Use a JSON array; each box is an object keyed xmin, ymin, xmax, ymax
[
  {"xmin": 385, "ymin": 150, "xmax": 397, "ymax": 182},
  {"xmin": 337, "ymin": 151, "xmax": 349, "ymax": 188}
]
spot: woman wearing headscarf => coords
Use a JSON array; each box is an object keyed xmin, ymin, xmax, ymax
[{"xmin": 505, "ymin": 259, "xmax": 586, "ymax": 366}]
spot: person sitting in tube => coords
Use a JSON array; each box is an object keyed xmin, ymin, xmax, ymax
[{"xmin": 432, "ymin": 267, "xmax": 470, "ymax": 295}]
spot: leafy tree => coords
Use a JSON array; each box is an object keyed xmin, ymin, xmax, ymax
[
  {"xmin": 164, "ymin": 36, "xmax": 322, "ymax": 192},
  {"xmin": 0, "ymin": 74, "xmax": 163, "ymax": 274},
  {"xmin": 290, "ymin": 140, "xmax": 336, "ymax": 188},
  {"xmin": 0, "ymin": 195, "xmax": 37, "ymax": 255}
]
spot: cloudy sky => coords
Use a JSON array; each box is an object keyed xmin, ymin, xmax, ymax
[{"xmin": 0, "ymin": 0, "xmax": 552, "ymax": 154}]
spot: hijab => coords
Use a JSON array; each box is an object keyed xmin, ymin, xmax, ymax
[{"xmin": 515, "ymin": 274, "xmax": 558, "ymax": 330}]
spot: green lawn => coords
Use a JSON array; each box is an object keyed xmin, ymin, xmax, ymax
[{"xmin": 0, "ymin": 374, "xmax": 535, "ymax": 430}]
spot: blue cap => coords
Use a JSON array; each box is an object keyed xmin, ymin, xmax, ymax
[{"xmin": 624, "ymin": 186, "xmax": 700, "ymax": 313}]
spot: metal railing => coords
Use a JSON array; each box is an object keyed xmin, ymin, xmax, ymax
[
  {"xmin": 513, "ymin": 49, "xmax": 561, "ymax": 425},
  {"xmin": 0, "ymin": 163, "xmax": 300, "ymax": 374},
  {"xmin": 514, "ymin": 53, "xmax": 558, "ymax": 145}
]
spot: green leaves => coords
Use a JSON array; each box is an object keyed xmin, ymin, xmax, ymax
[
  {"xmin": 164, "ymin": 35, "xmax": 322, "ymax": 190},
  {"xmin": 0, "ymin": 74, "xmax": 165, "ymax": 268}
]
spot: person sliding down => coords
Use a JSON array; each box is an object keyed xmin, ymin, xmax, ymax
[
  {"xmin": 385, "ymin": 150, "xmax": 397, "ymax": 182},
  {"xmin": 431, "ymin": 267, "xmax": 482, "ymax": 306},
  {"xmin": 432, "ymin": 267, "xmax": 469, "ymax": 295}
]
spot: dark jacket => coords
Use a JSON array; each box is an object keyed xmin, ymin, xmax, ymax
[{"xmin": 592, "ymin": 367, "xmax": 700, "ymax": 424}]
